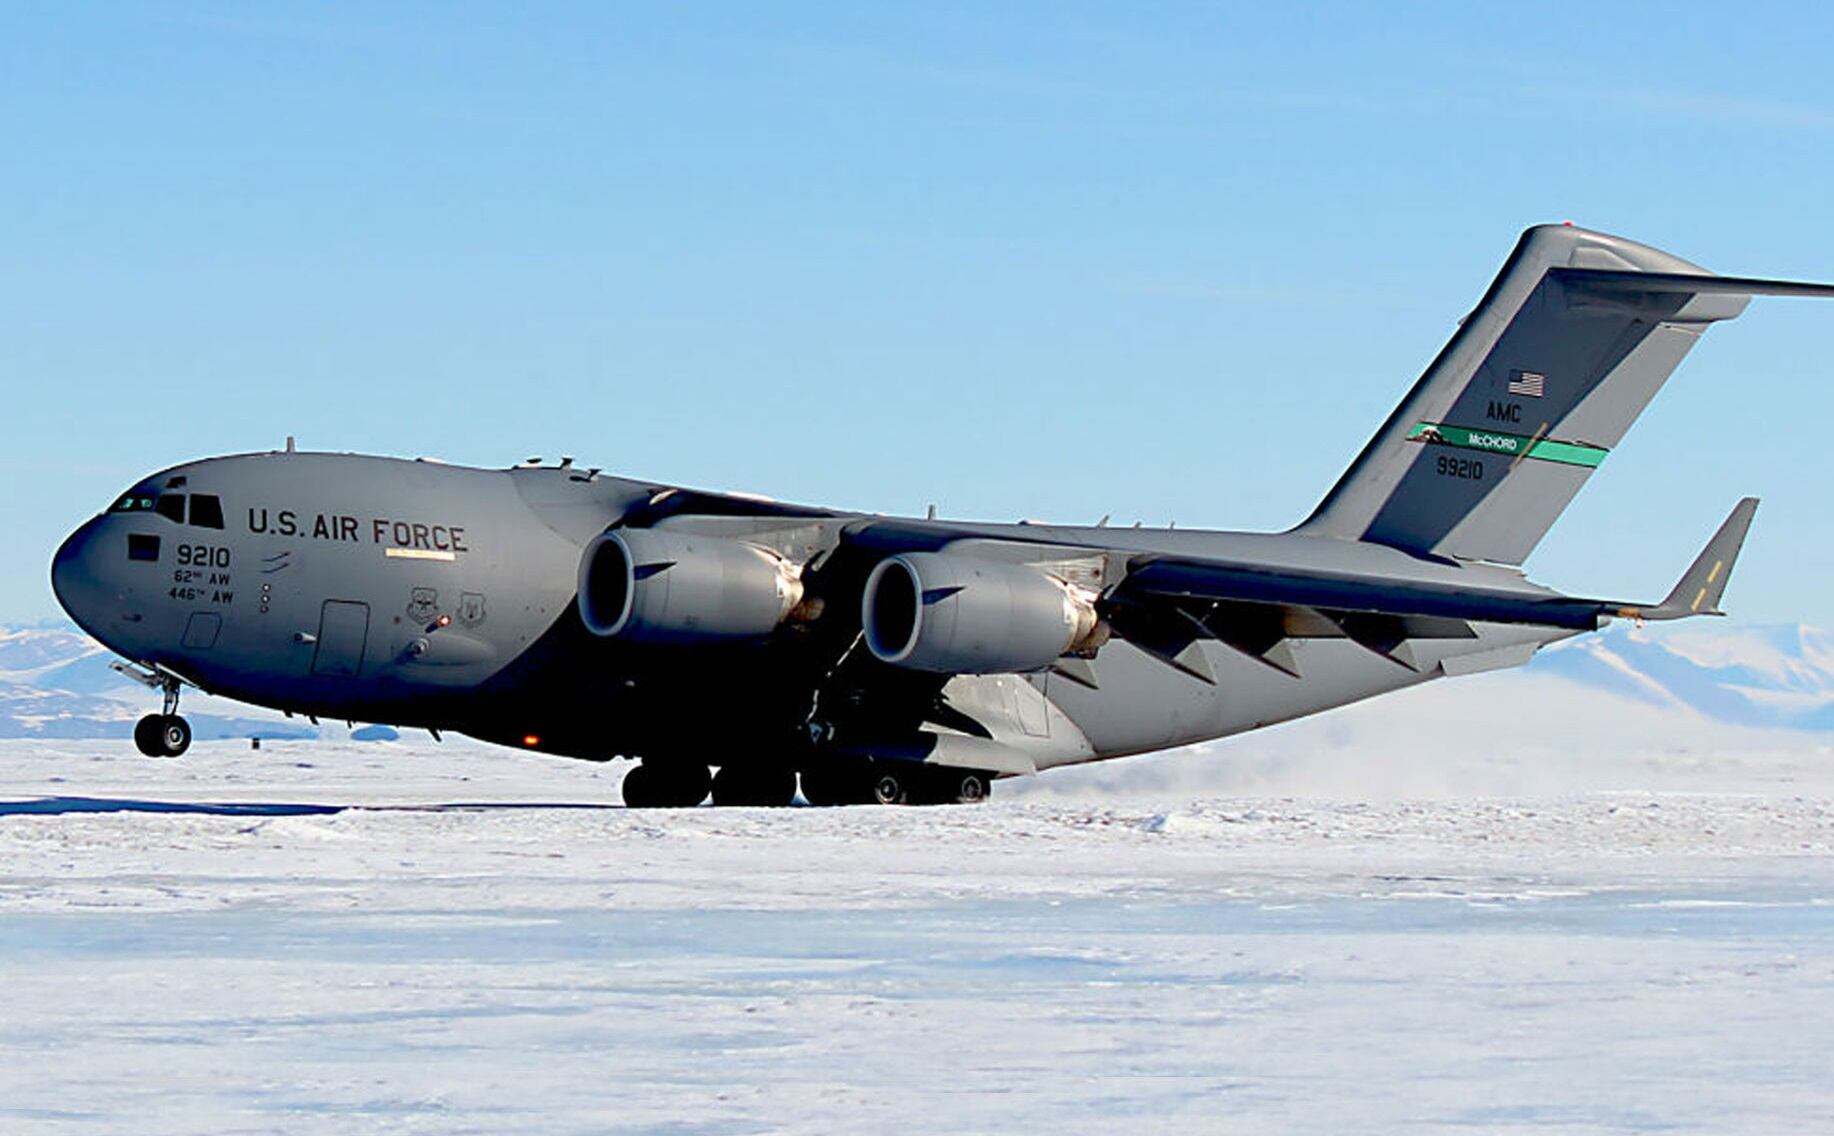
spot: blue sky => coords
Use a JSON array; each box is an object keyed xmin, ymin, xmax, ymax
[{"xmin": 4, "ymin": 2, "xmax": 1832, "ymax": 624}]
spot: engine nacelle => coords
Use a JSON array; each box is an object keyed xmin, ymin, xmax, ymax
[
  {"xmin": 862, "ymin": 552, "xmax": 1101, "ymax": 674},
  {"xmin": 577, "ymin": 529, "xmax": 804, "ymax": 643}
]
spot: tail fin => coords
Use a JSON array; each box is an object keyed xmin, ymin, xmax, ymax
[{"xmin": 1298, "ymin": 225, "xmax": 1833, "ymax": 565}]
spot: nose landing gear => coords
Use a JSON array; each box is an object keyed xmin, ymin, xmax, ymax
[
  {"xmin": 133, "ymin": 677, "xmax": 192, "ymax": 758},
  {"xmin": 133, "ymin": 714, "xmax": 192, "ymax": 757}
]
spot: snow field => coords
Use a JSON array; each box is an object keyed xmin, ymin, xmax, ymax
[{"xmin": 3, "ymin": 738, "xmax": 1833, "ymax": 1133}]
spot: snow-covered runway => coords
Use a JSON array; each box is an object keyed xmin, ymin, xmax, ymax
[{"xmin": 4, "ymin": 738, "xmax": 1833, "ymax": 1134}]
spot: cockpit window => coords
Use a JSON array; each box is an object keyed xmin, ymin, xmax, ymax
[
  {"xmin": 189, "ymin": 494, "xmax": 224, "ymax": 529},
  {"xmin": 110, "ymin": 488, "xmax": 221, "ymax": 527}
]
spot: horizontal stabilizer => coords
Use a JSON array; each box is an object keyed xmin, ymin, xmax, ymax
[
  {"xmin": 1551, "ymin": 268, "xmax": 1834, "ymax": 299},
  {"xmin": 1633, "ymin": 497, "xmax": 1759, "ymax": 621}
]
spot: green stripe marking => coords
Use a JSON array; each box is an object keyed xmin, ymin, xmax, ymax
[{"xmin": 1406, "ymin": 422, "xmax": 1608, "ymax": 468}]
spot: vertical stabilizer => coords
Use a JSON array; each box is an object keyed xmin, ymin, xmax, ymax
[{"xmin": 1298, "ymin": 225, "xmax": 1756, "ymax": 565}]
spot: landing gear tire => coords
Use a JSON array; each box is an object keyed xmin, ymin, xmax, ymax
[
  {"xmin": 800, "ymin": 761, "xmax": 990, "ymax": 806},
  {"xmin": 160, "ymin": 715, "xmax": 192, "ymax": 757},
  {"xmin": 135, "ymin": 713, "xmax": 191, "ymax": 757},
  {"xmin": 710, "ymin": 766, "xmax": 796, "ymax": 807},
  {"xmin": 620, "ymin": 762, "xmax": 711, "ymax": 809},
  {"xmin": 133, "ymin": 714, "xmax": 161, "ymax": 757},
  {"xmin": 943, "ymin": 769, "xmax": 990, "ymax": 805},
  {"xmin": 799, "ymin": 769, "xmax": 832, "ymax": 807},
  {"xmin": 797, "ymin": 765, "xmax": 862, "ymax": 807},
  {"xmin": 868, "ymin": 767, "xmax": 907, "ymax": 806},
  {"xmin": 893, "ymin": 766, "xmax": 994, "ymax": 806}
]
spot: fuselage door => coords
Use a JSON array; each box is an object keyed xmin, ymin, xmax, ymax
[
  {"xmin": 311, "ymin": 600, "xmax": 370, "ymax": 678},
  {"xmin": 181, "ymin": 612, "xmax": 222, "ymax": 650}
]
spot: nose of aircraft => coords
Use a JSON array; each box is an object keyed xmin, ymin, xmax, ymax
[{"xmin": 51, "ymin": 516, "xmax": 110, "ymax": 636}]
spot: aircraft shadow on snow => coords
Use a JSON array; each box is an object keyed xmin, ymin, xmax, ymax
[{"xmin": 0, "ymin": 797, "xmax": 626, "ymax": 817}]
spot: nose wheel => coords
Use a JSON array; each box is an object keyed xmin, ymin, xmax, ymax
[
  {"xmin": 133, "ymin": 677, "xmax": 192, "ymax": 757},
  {"xmin": 133, "ymin": 713, "xmax": 192, "ymax": 757}
]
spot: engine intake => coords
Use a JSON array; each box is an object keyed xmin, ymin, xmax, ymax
[
  {"xmin": 577, "ymin": 529, "xmax": 804, "ymax": 643},
  {"xmin": 862, "ymin": 552, "xmax": 1101, "ymax": 674}
]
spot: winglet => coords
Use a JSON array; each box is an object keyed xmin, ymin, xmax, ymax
[{"xmin": 1633, "ymin": 498, "xmax": 1759, "ymax": 621}]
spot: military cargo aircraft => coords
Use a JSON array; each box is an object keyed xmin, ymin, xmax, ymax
[{"xmin": 50, "ymin": 225, "xmax": 1833, "ymax": 806}]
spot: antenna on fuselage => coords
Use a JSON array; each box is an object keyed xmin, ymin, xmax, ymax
[{"xmin": 285, "ymin": 435, "xmax": 296, "ymax": 453}]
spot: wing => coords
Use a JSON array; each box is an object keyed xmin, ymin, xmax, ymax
[{"xmin": 1102, "ymin": 497, "xmax": 1758, "ymax": 682}]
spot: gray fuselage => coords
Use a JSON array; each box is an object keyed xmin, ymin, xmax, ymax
[{"xmin": 52, "ymin": 450, "xmax": 1564, "ymax": 773}]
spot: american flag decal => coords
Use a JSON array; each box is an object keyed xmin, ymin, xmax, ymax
[{"xmin": 1508, "ymin": 370, "xmax": 1546, "ymax": 398}]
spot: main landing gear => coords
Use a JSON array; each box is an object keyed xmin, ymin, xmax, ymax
[
  {"xmin": 804, "ymin": 762, "xmax": 990, "ymax": 807},
  {"xmin": 618, "ymin": 759, "xmax": 993, "ymax": 808},
  {"xmin": 618, "ymin": 761, "xmax": 713, "ymax": 809},
  {"xmin": 133, "ymin": 677, "xmax": 191, "ymax": 758},
  {"xmin": 710, "ymin": 765, "xmax": 797, "ymax": 808},
  {"xmin": 616, "ymin": 762, "xmax": 804, "ymax": 808}
]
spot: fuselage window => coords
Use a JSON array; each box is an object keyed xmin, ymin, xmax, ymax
[
  {"xmin": 189, "ymin": 494, "xmax": 224, "ymax": 529},
  {"xmin": 127, "ymin": 533, "xmax": 161, "ymax": 562},
  {"xmin": 155, "ymin": 494, "xmax": 186, "ymax": 523}
]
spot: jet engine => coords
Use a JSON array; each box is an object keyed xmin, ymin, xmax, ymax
[
  {"xmin": 577, "ymin": 529, "xmax": 804, "ymax": 643},
  {"xmin": 861, "ymin": 552, "xmax": 1102, "ymax": 674}
]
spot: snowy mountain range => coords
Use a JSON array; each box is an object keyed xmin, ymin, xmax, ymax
[
  {"xmin": 2, "ymin": 620, "xmax": 1830, "ymax": 742},
  {"xmin": 0, "ymin": 624, "xmax": 315, "ymax": 740},
  {"xmin": 1534, "ymin": 622, "xmax": 1834, "ymax": 731}
]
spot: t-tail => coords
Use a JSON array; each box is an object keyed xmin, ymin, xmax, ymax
[{"xmin": 1295, "ymin": 223, "xmax": 1833, "ymax": 619}]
